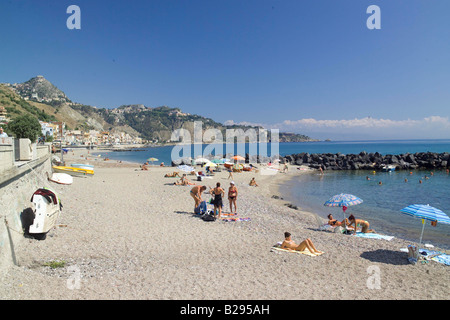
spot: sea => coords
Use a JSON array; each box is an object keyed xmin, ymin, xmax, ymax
[{"xmin": 93, "ymin": 139, "xmax": 450, "ymax": 249}]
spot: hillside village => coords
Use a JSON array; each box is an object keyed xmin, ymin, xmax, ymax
[
  {"xmin": 0, "ymin": 103, "xmax": 143, "ymax": 146},
  {"xmin": 0, "ymin": 76, "xmax": 316, "ymax": 146}
]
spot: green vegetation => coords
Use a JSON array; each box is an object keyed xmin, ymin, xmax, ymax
[
  {"xmin": 0, "ymin": 85, "xmax": 57, "ymax": 122},
  {"xmin": 43, "ymin": 260, "xmax": 66, "ymax": 269},
  {"xmin": 8, "ymin": 114, "xmax": 42, "ymax": 141}
]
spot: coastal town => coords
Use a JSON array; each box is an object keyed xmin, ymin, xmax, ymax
[{"xmin": 0, "ymin": 101, "xmax": 143, "ymax": 146}]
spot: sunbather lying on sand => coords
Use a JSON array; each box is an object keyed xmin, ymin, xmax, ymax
[
  {"xmin": 327, "ymin": 214, "xmax": 351, "ymax": 227},
  {"xmin": 165, "ymin": 172, "xmax": 180, "ymax": 177},
  {"xmin": 281, "ymin": 232, "xmax": 323, "ymax": 254},
  {"xmin": 174, "ymin": 174, "xmax": 195, "ymax": 186}
]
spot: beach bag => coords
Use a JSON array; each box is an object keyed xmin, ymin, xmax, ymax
[{"xmin": 202, "ymin": 209, "xmax": 216, "ymax": 222}]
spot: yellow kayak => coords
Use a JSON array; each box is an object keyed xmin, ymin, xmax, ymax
[{"xmin": 52, "ymin": 166, "xmax": 94, "ymax": 177}]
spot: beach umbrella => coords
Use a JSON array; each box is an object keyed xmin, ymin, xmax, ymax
[
  {"xmin": 147, "ymin": 157, "xmax": 158, "ymax": 165},
  {"xmin": 400, "ymin": 204, "xmax": 450, "ymax": 245},
  {"xmin": 211, "ymin": 158, "xmax": 226, "ymax": 164},
  {"xmin": 177, "ymin": 165, "xmax": 194, "ymax": 172},
  {"xmin": 324, "ymin": 193, "xmax": 363, "ymax": 226},
  {"xmin": 205, "ymin": 161, "xmax": 217, "ymax": 167},
  {"xmin": 231, "ymin": 155, "xmax": 245, "ymax": 161},
  {"xmin": 324, "ymin": 193, "xmax": 363, "ymax": 208},
  {"xmin": 193, "ymin": 157, "xmax": 210, "ymax": 165}
]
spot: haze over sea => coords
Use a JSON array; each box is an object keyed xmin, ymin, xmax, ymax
[{"xmin": 97, "ymin": 139, "xmax": 450, "ymax": 249}]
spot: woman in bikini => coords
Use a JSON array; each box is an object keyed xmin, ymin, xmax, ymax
[
  {"xmin": 228, "ymin": 181, "xmax": 238, "ymax": 214},
  {"xmin": 281, "ymin": 232, "xmax": 323, "ymax": 255},
  {"xmin": 348, "ymin": 214, "xmax": 375, "ymax": 234}
]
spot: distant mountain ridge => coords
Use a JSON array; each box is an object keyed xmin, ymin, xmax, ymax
[{"xmin": 1, "ymin": 76, "xmax": 318, "ymax": 143}]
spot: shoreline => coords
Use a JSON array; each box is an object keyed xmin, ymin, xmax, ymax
[
  {"xmin": 276, "ymin": 168, "xmax": 450, "ymax": 250},
  {"xmin": 1, "ymin": 148, "xmax": 448, "ymax": 300}
]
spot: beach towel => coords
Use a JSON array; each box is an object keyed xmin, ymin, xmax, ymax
[
  {"xmin": 270, "ymin": 246, "xmax": 323, "ymax": 257},
  {"xmin": 354, "ymin": 232, "xmax": 394, "ymax": 241},
  {"xmin": 221, "ymin": 217, "xmax": 250, "ymax": 222},
  {"xmin": 431, "ymin": 254, "xmax": 450, "ymax": 266},
  {"xmin": 194, "ymin": 201, "xmax": 208, "ymax": 214},
  {"xmin": 401, "ymin": 248, "xmax": 450, "ymax": 265}
]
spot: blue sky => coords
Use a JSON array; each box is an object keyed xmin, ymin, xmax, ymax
[{"xmin": 1, "ymin": 0, "xmax": 449, "ymax": 140}]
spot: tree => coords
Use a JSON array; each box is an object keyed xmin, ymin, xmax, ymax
[{"xmin": 8, "ymin": 114, "xmax": 42, "ymax": 142}]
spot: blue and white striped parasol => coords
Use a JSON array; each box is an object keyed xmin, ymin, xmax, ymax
[
  {"xmin": 324, "ymin": 193, "xmax": 363, "ymax": 208},
  {"xmin": 400, "ymin": 204, "xmax": 450, "ymax": 245},
  {"xmin": 400, "ymin": 204, "xmax": 450, "ymax": 224},
  {"xmin": 324, "ymin": 193, "xmax": 363, "ymax": 228}
]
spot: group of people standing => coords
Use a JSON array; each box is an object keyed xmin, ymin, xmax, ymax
[{"xmin": 190, "ymin": 181, "xmax": 238, "ymax": 219}]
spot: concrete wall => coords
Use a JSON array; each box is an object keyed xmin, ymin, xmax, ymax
[
  {"xmin": 0, "ymin": 137, "xmax": 14, "ymax": 174},
  {"xmin": 0, "ymin": 141, "xmax": 52, "ymax": 278}
]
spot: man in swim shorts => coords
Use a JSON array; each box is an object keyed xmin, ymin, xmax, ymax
[{"xmin": 191, "ymin": 185, "xmax": 207, "ymax": 211}]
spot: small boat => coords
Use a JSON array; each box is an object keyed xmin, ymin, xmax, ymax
[
  {"xmin": 29, "ymin": 188, "xmax": 62, "ymax": 240},
  {"xmin": 70, "ymin": 163, "xmax": 94, "ymax": 171},
  {"xmin": 52, "ymin": 165, "xmax": 94, "ymax": 177},
  {"xmin": 381, "ymin": 164, "xmax": 396, "ymax": 172},
  {"xmin": 47, "ymin": 172, "xmax": 73, "ymax": 185}
]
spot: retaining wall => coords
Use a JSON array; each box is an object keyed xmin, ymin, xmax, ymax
[{"xmin": 0, "ymin": 140, "xmax": 52, "ymax": 278}]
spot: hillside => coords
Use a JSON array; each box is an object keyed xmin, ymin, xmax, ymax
[
  {"xmin": 1, "ymin": 76, "xmax": 317, "ymax": 143},
  {"xmin": 12, "ymin": 75, "xmax": 71, "ymax": 103}
]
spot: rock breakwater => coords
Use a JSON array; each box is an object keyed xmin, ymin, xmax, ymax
[{"xmin": 282, "ymin": 151, "xmax": 450, "ymax": 171}]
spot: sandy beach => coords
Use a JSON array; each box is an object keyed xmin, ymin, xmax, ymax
[{"xmin": 0, "ymin": 148, "xmax": 448, "ymax": 300}]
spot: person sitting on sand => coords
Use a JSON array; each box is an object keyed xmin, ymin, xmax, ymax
[
  {"xmin": 190, "ymin": 185, "xmax": 207, "ymax": 210},
  {"xmin": 281, "ymin": 232, "xmax": 323, "ymax": 255},
  {"xmin": 165, "ymin": 171, "xmax": 180, "ymax": 178},
  {"xmin": 210, "ymin": 182, "xmax": 225, "ymax": 218},
  {"xmin": 141, "ymin": 161, "xmax": 149, "ymax": 171},
  {"xmin": 249, "ymin": 177, "xmax": 258, "ymax": 187},
  {"xmin": 348, "ymin": 214, "xmax": 375, "ymax": 234}
]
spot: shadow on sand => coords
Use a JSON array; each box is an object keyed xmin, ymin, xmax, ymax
[{"xmin": 360, "ymin": 249, "xmax": 409, "ymax": 266}]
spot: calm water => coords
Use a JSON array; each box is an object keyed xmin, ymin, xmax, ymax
[
  {"xmin": 95, "ymin": 139, "xmax": 450, "ymax": 248},
  {"xmin": 279, "ymin": 170, "xmax": 450, "ymax": 249}
]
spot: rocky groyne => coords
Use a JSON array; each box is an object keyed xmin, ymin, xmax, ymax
[{"xmin": 282, "ymin": 151, "xmax": 450, "ymax": 171}]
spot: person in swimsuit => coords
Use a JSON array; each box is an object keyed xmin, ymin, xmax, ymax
[
  {"xmin": 227, "ymin": 168, "xmax": 234, "ymax": 180},
  {"xmin": 211, "ymin": 182, "xmax": 225, "ymax": 218},
  {"xmin": 190, "ymin": 185, "xmax": 207, "ymax": 210},
  {"xmin": 327, "ymin": 214, "xmax": 350, "ymax": 227},
  {"xmin": 175, "ymin": 174, "xmax": 195, "ymax": 185},
  {"xmin": 249, "ymin": 177, "xmax": 258, "ymax": 187},
  {"xmin": 165, "ymin": 171, "xmax": 180, "ymax": 177},
  {"xmin": 281, "ymin": 232, "xmax": 323, "ymax": 255},
  {"xmin": 228, "ymin": 181, "xmax": 238, "ymax": 214},
  {"xmin": 348, "ymin": 214, "xmax": 375, "ymax": 234}
]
